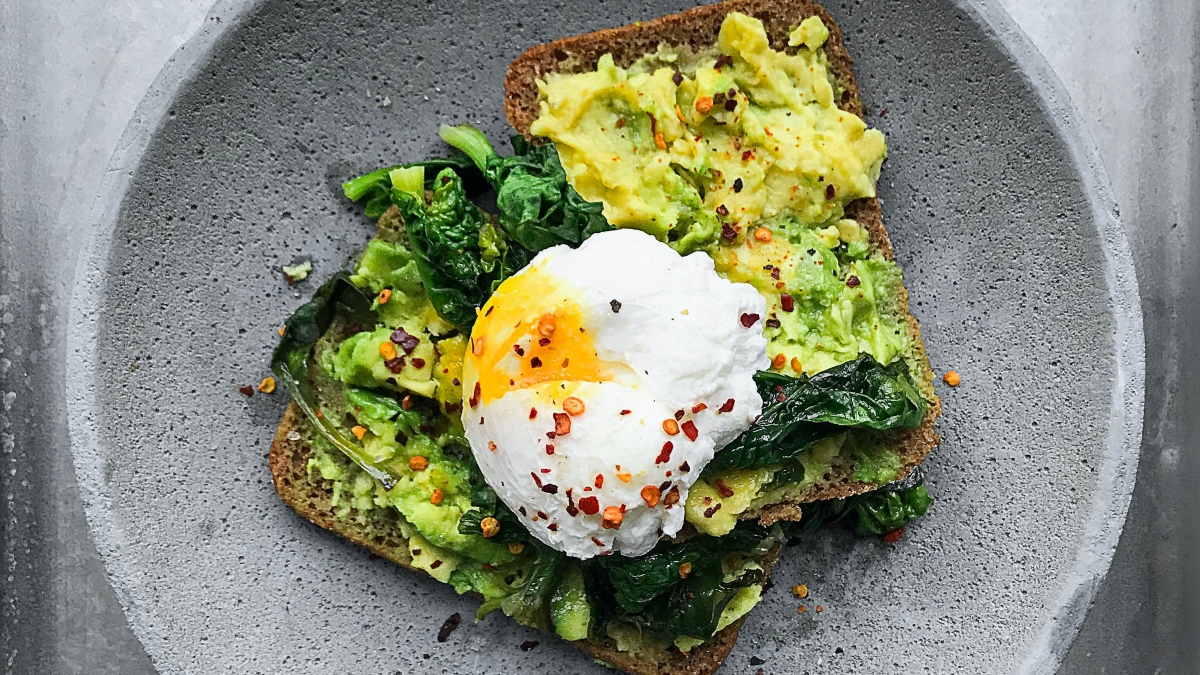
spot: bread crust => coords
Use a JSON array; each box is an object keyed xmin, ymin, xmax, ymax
[{"xmin": 502, "ymin": 0, "xmax": 941, "ymax": 521}]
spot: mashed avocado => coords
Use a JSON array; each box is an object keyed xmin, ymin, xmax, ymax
[
  {"xmin": 530, "ymin": 12, "xmax": 885, "ymax": 254},
  {"xmin": 530, "ymin": 13, "xmax": 916, "ymax": 528}
]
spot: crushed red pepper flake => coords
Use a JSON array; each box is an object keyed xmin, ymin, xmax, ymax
[
  {"xmin": 641, "ymin": 485, "xmax": 661, "ymax": 507},
  {"xmin": 390, "ymin": 328, "xmax": 420, "ymax": 354},
  {"xmin": 740, "ymin": 313, "xmax": 760, "ymax": 327},
  {"xmin": 703, "ymin": 503, "xmax": 722, "ymax": 518},
  {"xmin": 681, "ymin": 420, "xmax": 699, "ymax": 442},
  {"xmin": 553, "ymin": 412, "xmax": 571, "ymax": 436},
  {"xmin": 592, "ymin": 536, "xmax": 605, "ymax": 547},
  {"xmin": 673, "ymin": 409, "xmax": 685, "ymax": 421},
  {"xmin": 487, "ymin": 441, "xmax": 497, "ymax": 452},
  {"xmin": 536, "ymin": 510, "xmax": 548, "ymax": 520},
  {"xmin": 469, "ymin": 382, "xmax": 481, "ymax": 408},
  {"xmin": 411, "ymin": 357, "xmax": 426, "ymax": 369},
  {"xmin": 662, "ymin": 486, "xmax": 681, "ymax": 506},
  {"xmin": 691, "ymin": 403, "xmax": 707, "ymax": 414},
  {"xmin": 780, "ymin": 293, "xmax": 795, "ymax": 312},
  {"xmin": 541, "ymin": 483, "xmax": 558, "ymax": 494},
  {"xmin": 662, "ymin": 418, "xmax": 680, "ymax": 435},
  {"xmin": 513, "ymin": 344, "xmax": 525, "ymax": 356},
  {"xmin": 594, "ymin": 474, "xmax": 604, "ymax": 489},
  {"xmin": 883, "ymin": 527, "xmax": 905, "ymax": 543},
  {"xmin": 538, "ymin": 337, "xmax": 551, "ymax": 347},
  {"xmin": 238, "ymin": 385, "xmax": 254, "ymax": 397},
  {"xmin": 716, "ymin": 204, "xmax": 729, "ymax": 217},
  {"xmin": 529, "ymin": 407, "xmax": 538, "ymax": 419},
  {"xmin": 545, "ymin": 444, "xmax": 555, "ymax": 455},
  {"xmin": 715, "ymin": 478, "xmax": 735, "ymax": 498},
  {"xmin": 402, "ymin": 394, "xmax": 413, "ymax": 410},
  {"xmin": 679, "ymin": 461, "xmax": 691, "ymax": 473},
  {"xmin": 530, "ymin": 472, "xmax": 543, "ymax": 488},
  {"xmin": 719, "ymin": 398, "xmax": 735, "ymax": 413},
  {"xmin": 563, "ymin": 397, "xmax": 585, "ymax": 416},
  {"xmin": 436, "ymin": 612, "xmax": 462, "ymax": 642},
  {"xmin": 579, "ymin": 496, "xmax": 600, "ymax": 515},
  {"xmin": 530, "ymin": 356, "xmax": 542, "ymax": 368},
  {"xmin": 846, "ymin": 275, "xmax": 861, "ymax": 288},
  {"xmin": 619, "ymin": 409, "xmax": 632, "ymax": 415},
  {"xmin": 656, "ymin": 441, "xmax": 674, "ymax": 464},
  {"xmin": 601, "ymin": 506, "xmax": 623, "ymax": 529}
]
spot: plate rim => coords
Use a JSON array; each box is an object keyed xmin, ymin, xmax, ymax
[{"xmin": 64, "ymin": 1, "xmax": 1146, "ymax": 672}]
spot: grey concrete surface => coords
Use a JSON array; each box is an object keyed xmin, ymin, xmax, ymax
[{"xmin": 0, "ymin": 1, "xmax": 1194, "ymax": 674}]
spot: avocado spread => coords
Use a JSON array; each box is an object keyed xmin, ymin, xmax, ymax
[{"xmin": 529, "ymin": 12, "xmax": 917, "ymax": 531}]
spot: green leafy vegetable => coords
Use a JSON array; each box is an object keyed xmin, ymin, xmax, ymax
[
  {"xmin": 270, "ymin": 272, "xmax": 404, "ymax": 489},
  {"xmin": 341, "ymin": 156, "xmax": 483, "ymax": 220},
  {"xmin": 390, "ymin": 168, "xmax": 493, "ymax": 331},
  {"xmin": 499, "ymin": 543, "xmax": 567, "ymax": 631},
  {"xmin": 440, "ymin": 124, "xmax": 612, "ymax": 252},
  {"xmin": 705, "ymin": 354, "xmax": 926, "ymax": 474},
  {"xmin": 852, "ymin": 484, "xmax": 933, "ymax": 535},
  {"xmin": 585, "ymin": 525, "xmax": 781, "ymax": 641}
]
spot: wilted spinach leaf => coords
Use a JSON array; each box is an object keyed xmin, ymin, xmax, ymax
[
  {"xmin": 585, "ymin": 525, "xmax": 781, "ymax": 641},
  {"xmin": 390, "ymin": 168, "xmax": 493, "ymax": 331},
  {"xmin": 780, "ymin": 480, "xmax": 933, "ymax": 538},
  {"xmin": 342, "ymin": 156, "xmax": 484, "ymax": 220},
  {"xmin": 440, "ymin": 124, "xmax": 612, "ymax": 252},
  {"xmin": 498, "ymin": 542, "xmax": 567, "ymax": 631},
  {"xmin": 270, "ymin": 272, "xmax": 404, "ymax": 489},
  {"xmin": 705, "ymin": 355, "xmax": 926, "ymax": 474}
]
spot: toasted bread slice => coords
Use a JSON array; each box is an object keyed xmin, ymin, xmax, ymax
[
  {"xmin": 503, "ymin": 0, "xmax": 941, "ymax": 523},
  {"xmin": 270, "ymin": 403, "xmax": 777, "ymax": 675}
]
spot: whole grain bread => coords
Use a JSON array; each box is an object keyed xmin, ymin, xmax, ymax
[
  {"xmin": 270, "ymin": 402, "xmax": 776, "ymax": 675},
  {"xmin": 502, "ymin": 0, "xmax": 942, "ymax": 523}
]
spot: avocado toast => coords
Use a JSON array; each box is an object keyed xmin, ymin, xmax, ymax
[{"xmin": 269, "ymin": 1, "xmax": 940, "ymax": 673}]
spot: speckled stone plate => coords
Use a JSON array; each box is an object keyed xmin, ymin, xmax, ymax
[{"xmin": 67, "ymin": 0, "xmax": 1143, "ymax": 672}]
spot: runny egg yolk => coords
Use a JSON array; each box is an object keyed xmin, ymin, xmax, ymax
[{"xmin": 464, "ymin": 263, "xmax": 613, "ymax": 404}]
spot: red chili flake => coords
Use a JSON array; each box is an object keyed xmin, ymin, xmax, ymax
[
  {"xmin": 553, "ymin": 412, "xmax": 571, "ymax": 436},
  {"xmin": 715, "ymin": 54, "xmax": 733, "ymax": 69},
  {"xmin": 485, "ymin": 305, "xmax": 494, "ymax": 316},
  {"xmin": 468, "ymin": 382, "xmax": 481, "ymax": 408},
  {"xmin": 530, "ymin": 472, "xmax": 542, "ymax": 488},
  {"xmin": 716, "ymin": 204, "xmax": 729, "ymax": 217},
  {"xmin": 679, "ymin": 461, "xmax": 690, "ymax": 473},
  {"xmin": 777, "ymin": 392, "xmax": 786, "ymax": 402},
  {"xmin": 594, "ymin": 474, "xmax": 604, "ymax": 488},
  {"xmin": 545, "ymin": 445, "xmax": 555, "ymax": 455},
  {"xmin": 883, "ymin": 527, "xmax": 905, "ymax": 543},
  {"xmin": 655, "ymin": 441, "xmax": 674, "ymax": 464},
  {"xmin": 741, "ymin": 150, "xmax": 754, "ymax": 162},
  {"xmin": 540, "ymin": 468, "xmax": 551, "ymax": 474},
  {"xmin": 537, "ymin": 510, "xmax": 548, "ymax": 519},
  {"xmin": 238, "ymin": 385, "xmax": 254, "ymax": 397},
  {"xmin": 721, "ymin": 222, "xmax": 738, "ymax": 241},
  {"xmin": 674, "ymin": 409, "xmax": 685, "ymax": 421},
  {"xmin": 538, "ymin": 337, "xmax": 551, "ymax": 347},
  {"xmin": 724, "ymin": 97, "xmax": 737, "ymax": 111},
  {"xmin": 619, "ymin": 409, "xmax": 632, "ymax": 415},
  {"xmin": 561, "ymin": 358, "xmax": 570, "ymax": 367},
  {"xmin": 714, "ymin": 478, "xmax": 735, "ymax": 498},
  {"xmin": 513, "ymin": 344, "xmax": 525, "ymax": 356},
  {"xmin": 663, "ymin": 486, "xmax": 681, "ymax": 506},
  {"xmin": 579, "ymin": 496, "xmax": 600, "ymax": 515},
  {"xmin": 681, "ymin": 420, "xmax": 699, "ymax": 442},
  {"xmin": 672, "ymin": 71, "xmax": 683, "ymax": 86},
  {"xmin": 703, "ymin": 503, "xmax": 723, "ymax": 518},
  {"xmin": 548, "ymin": 523, "xmax": 558, "ymax": 531},
  {"xmin": 541, "ymin": 484, "xmax": 558, "ymax": 494},
  {"xmin": 430, "ymin": 559, "xmax": 443, "ymax": 569},
  {"xmin": 825, "ymin": 184, "xmax": 836, "ymax": 200},
  {"xmin": 436, "ymin": 612, "xmax": 462, "ymax": 642},
  {"xmin": 529, "ymin": 408, "xmax": 538, "ymax": 419},
  {"xmin": 519, "ymin": 506, "xmax": 527, "ymax": 516},
  {"xmin": 691, "ymin": 403, "xmax": 707, "ymax": 413},
  {"xmin": 846, "ymin": 275, "xmax": 861, "ymax": 288},
  {"xmin": 410, "ymin": 357, "xmax": 426, "ymax": 369},
  {"xmin": 384, "ymin": 356, "xmax": 406, "ymax": 373},
  {"xmin": 591, "ymin": 536, "xmax": 604, "ymax": 546},
  {"xmin": 445, "ymin": 402, "xmax": 461, "ymax": 414},
  {"xmin": 390, "ymin": 328, "xmax": 420, "ymax": 354},
  {"xmin": 771, "ymin": 267, "xmax": 781, "ymax": 280},
  {"xmin": 547, "ymin": 431, "xmax": 556, "ymax": 439},
  {"xmin": 780, "ymin": 293, "xmax": 795, "ymax": 312},
  {"xmin": 880, "ymin": 107, "xmax": 889, "ymax": 117},
  {"xmin": 529, "ymin": 356, "xmax": 542, "ymax": 368},
  {"xmin": 566, "ymin": 489, "xmax": 579, "ymax": 516},
  {"xmin": 740, "ymin": 313, "xmax": 760, "ymax": 327},
  {"xmin": 765, "ymin": 318, "xmax": 781, "ymax": 329},
  {"xmin": 719, "ymin": 398, "xmax": 735, "ymax": 413},
  {"xmin": 452, "ymin": 377, "xmax": 460, "ymax": 386}
]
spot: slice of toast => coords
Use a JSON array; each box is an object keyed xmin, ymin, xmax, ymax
[
  {"xmin": 270, "ymin": 402, "xmax": 778, "ymax": 675},
  {"xmin": 503, "ymin": 0, "xmax": 942, "ymax": 523}
]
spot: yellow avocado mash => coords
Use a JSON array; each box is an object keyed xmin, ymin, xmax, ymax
[{"xmin": 530, "ymin": 12, "xmax": 886, "ymax": 254}]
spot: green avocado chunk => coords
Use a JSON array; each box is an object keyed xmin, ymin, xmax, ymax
[{"xmin": 551, "ymin": 563, "xmax": 593, "ymax": 641}]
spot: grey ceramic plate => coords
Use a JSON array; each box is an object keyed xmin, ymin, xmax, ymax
[{"xmin": 67, "ymin": 0, "xmax": 1144, "ymax": 673}]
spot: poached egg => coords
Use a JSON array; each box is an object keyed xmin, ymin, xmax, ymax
[{"xmin": 461, "ymin": 229, "xmax": 768, "ymax": 558}]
